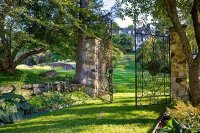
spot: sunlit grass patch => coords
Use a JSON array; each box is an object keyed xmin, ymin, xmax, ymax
[{"xmin": 0, "ymin": 92, "xmax": 165, "ymax": 133}]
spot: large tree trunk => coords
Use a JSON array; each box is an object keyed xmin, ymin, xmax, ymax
[
  {"xmin": 74, "ymin": 35, "xmax": 87, "ymax": 84},
  {"xmin": 189, "ymin": 61, "xmax": 200, "ymax": 106},
  {"xmin": 74, "ymin": 0, "xmax": 89, "ymax": 84},
  {"xmin": 1, "ymin": 49, "xmax": 15, "ymax": 73}
]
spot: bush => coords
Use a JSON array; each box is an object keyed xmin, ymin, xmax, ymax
[
  {"xmin": 112, "ymin": 46, "xmax": 124, "ymax": 67},
  {"xmin": 161, "ymin": 100, "xmax": 200, "ymax": 132},
  {"xmin": 0, "ymin": 93, "xmax": 32, "ymax": 123},
  {"xmin": 29, "ymin": 91, "xmax": 90, "ymax": 111}
]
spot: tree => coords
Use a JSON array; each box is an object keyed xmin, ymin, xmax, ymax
[
  {"xmin": 122, "ymin": 0, "xmax": 200, "ymax": 106},
  {"xmin": 112, "ymin": 34, "xmax": 135, "ymax": 53},
  {"xmin": 0, "ymin": 0, "xmax": 77, "ymax": 73},
  {"xmin": 74, "ymin": 0, "xmax": 89, "ymax": 84}
]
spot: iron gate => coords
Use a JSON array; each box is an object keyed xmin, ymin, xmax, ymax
[
  {"xmin": 98, "ymin": 19, "xmax": 113, "ymax": 103},
  {"xmin": 135, "ymin": 32, "xmax": 171, "ymax": 106}
]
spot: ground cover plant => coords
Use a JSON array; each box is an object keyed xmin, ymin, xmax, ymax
[
  {"xmin": 0, "ymin": 93, "xmax": 32, "ymax": 123},
  {"xmin": 29, "ymin": 91, "xmax": 90, "ymax": 112},
  {"xmin": 160, "ymin": 100, "xmax": 200, "ymax": 132}
]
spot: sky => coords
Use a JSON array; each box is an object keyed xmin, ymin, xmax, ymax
[{"xmin": 102, "ymin": 0, "xmax": 133, "ymax": 28}]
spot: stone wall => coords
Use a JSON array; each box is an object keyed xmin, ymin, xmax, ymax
[
  {"xmin": 85, "ymin": 37, "xmax": 101, "ymax": 96},
  {"xmin": 0, "ymin": 82, "xmax": 84, "ymax": 99},
  {"xmin": 170, "ymin": 26, "xmax": 189, "ymax": 100}
]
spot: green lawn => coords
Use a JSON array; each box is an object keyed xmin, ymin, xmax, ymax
[
  {"xmin": 0, "ymin": 54, "xmax": 167, "ymax": 133},
  {"xmin": 113, "ymin": 54, "xmax": 135, "ymax": 93},
  {"xmin": 0, "ymin": 93, "xmax": 166, "ymax": 133},
  {"xmin": 0, "ymin": 68, "xmax": 74, "ymax": 86}
]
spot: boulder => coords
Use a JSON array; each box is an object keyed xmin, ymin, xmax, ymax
[
  {"xmin": 55, "ymin": 82, "xmax": 65, "ymax": 92},
  {"xmin": 33, "ymin": 84, "xmax": 45, "ymax": 88},
  {"xmin": 32, "ymin": 87, "xmax": 45, "ymax": 95},
  {"xmin": 0, "ymin": 86, "xmax": 15, "ymax": 94},
  {"xmin": 40, "ymin": 70, "xmax": 58, "ymax": 78},
  {"xmin": 44, "ymin": 83, "xmax": 53, "ymax": 92}
]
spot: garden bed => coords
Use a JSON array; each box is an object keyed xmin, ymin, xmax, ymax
[{"xmin": 153, "ymin": 100, "xmax": 200, "ymax": 133}]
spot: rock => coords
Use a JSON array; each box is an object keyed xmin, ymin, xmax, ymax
[
  {"xmin": 32, "ymin": 87, "xmax": 45, "ymax": 95},
  {"xmin": 55, "ymin": 82, "xmax": 64, "ymax": 92},
  {"xmin": 15, "ymin": 89, "xmax": 32, "ymax": 99},
  {"xmin": 33, "ymin": 84, "xmax": 45, "ymax": 88},
  {"xmin": 0, "ymin": 86, "xmax": 15, "ymax": 94},
  {"xmin": 44, "ymin": 84, "xmax": 53, "ymax": 92},
  {"xmin": 22, "ymin": 84, "xmax": 33, "ymax": 89},
  {"xmin": 176, "ymin": 78, "xmax": 183, "ymax": 83},
  {"xmin": 40, "ymin": 70, "xmax": 58, "ymax": 78}
]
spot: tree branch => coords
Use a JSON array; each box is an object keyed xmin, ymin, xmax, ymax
[
  {"xmin": 11, "ymin": 45, "xmax": 23, "ymax": 62},
  {"xmin": 13, "ymin": 48, "xmax": 46, "ymax": 67},
  {"xmin": 163, "ymin": 0, "xmax": 193, "ymax": 66}
]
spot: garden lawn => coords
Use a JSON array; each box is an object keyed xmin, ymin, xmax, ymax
[
  {"xmin": 113, "ymin": 54, "xmax": 135, "ymax": 93},
  {"xmin": 0, "ymin": 92, "xmax": 166, "ymax": 133},
  {"xmin": 0, "ymin": 68, "xmax": 74, "ymax": 86},
  {"xmin": 0, "ymin": 54, "xmax": 167, "ymax": 133}
]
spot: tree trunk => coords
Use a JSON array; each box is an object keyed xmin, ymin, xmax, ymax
[
  {"xmin": 0, "ymin": 45, "xmax": 16, "ymax": 73},
  {"xmin": 164, "ymin": 0, "xmax": 200, "ymax": 106},
  {"xmin": 1, "ymin": 57, "xmax": 16, "ymax": 74},
  {"xmin": 74, "ymin": 0, "xmax": 89, "ymax": 84},
  {"xmin": 74, "ymin": 35, "xmax": 87, "ymax": 84},
  {"xmin": 0, "ymin": 48, "xmax": 45, "ymax": 74},
  {"xmin": 189, "ymin": 62, "xmax": 200, "ymax": 106}
]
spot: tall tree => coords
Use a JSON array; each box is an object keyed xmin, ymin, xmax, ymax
[
  {"xmin": 122, "ymin": 0, "xmax": 200, "ymax": 106},
  {"xmin": 164, "ymin": 0, "xmax": 200, "ymax": 106},
  {"xmin": 74, "ymin": 0, "xmax": 89, "ymax": 84},
  {"xmin": 0, "ymin": 0, "xmax": 77, "ymax": 73}
]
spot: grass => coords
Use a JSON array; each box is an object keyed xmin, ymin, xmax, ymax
[
  {"xmin": 0, "ymin": 54, "xmax": 168, "ymax": 133},
  {"xmin": 0, "ymin": 68, "xmax": 75, "ymax": 86},
  {"xmin": 0, "ymin": 93, "xmax": 166, "ymax": 133},
  {"xmin": 113, "ymin": 54, "xmax": 135, "ymax": 93}
]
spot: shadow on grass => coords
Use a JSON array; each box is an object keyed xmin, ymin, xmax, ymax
[
  {"xmin": 0, "ymin": 99, "xmax": 167, "ymax": 133},
  {"xmin": 0, "ymin": 117, "xmax": 156, "ymax": 133}
]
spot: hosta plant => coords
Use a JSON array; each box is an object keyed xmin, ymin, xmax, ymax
[{"xmin": 0, "ymin": 93, "xmax": 32, "ymax": 123}]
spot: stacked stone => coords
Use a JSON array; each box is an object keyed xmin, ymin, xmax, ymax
[
  {"xmin": 0, "ymin": 81, "xmax": 85, "ymax": 99},
  {"xmin": 85, "ymin": 38, "xmax": 101, "ymax": 96},
  {"xmin": 170, "ymin": 25, "xmax": 189, "ymax": 100}
]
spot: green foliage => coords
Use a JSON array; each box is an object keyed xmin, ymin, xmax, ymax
[
  {"xmin": 158, "ymin": 118, "xmax": 191, "ymax": 133},
  {"xmin": 112, "ymin": 34, "xmax": 135, "ymax": 53},
  {"xmin": 136, "ymin": 37, "xmax": 170, "ymax": 73},
  {"xmin": 112, "ymin": 46, "xmax": 124, "ymax": 67},
  {"xmin": 28, "ymin": 91, "xmax": 90, "ymax": 111},
  {"xmin": 164, "ymin": 100, "xmax": 200, "ymax": 132},
  {"xmin": 0, "ymin": 0, "xmax": 79, "ymax": 71},
  {"xmin": 0, "ymin": 93, "xmax": 32, "ymax": 123}
]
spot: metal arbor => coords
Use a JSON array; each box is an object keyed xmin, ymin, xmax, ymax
[{"xmin": 134, "ymin": 24, "xmax": 171, "ymax": 106}]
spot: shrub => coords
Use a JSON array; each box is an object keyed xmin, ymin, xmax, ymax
[
  {"xmin": 112, "ymin": 46, "xmax": 124, "ymax": 67},
  {"xmin": 0, "ymin": 93, "xmax": 32, "ymax": 123},
  {"xmin": 28, "ymin": 91, "xmax": 90, "ymax": 111},
  {"xmin": 162, "ymin": 100, "xmax": 200, "ymax": 132}
]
